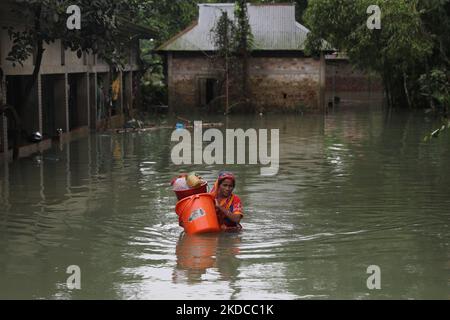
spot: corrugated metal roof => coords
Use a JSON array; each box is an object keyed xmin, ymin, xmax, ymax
[{"xmin": 158, "ymin": 3, "xmax": 309, "ymax": 51}]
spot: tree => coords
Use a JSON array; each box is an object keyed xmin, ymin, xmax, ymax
[
  {"xmin": 131, "ymin": 0, "xmax": 220, "ymax": 109},
  {"xmin": 4, "ymin": 0, "xmax": 138, "ymax": 157},
  {"xmin": 211, "ymin": 11, "xmax": 236, "ymax": 113},
  {"xmin": 6, "ymin": 0, "xmax": 136, "ymax": 98},
  {"xmin": 209, "ymin": 1, "xmax": 254, "ymax": 113},
  {"xmin": 234, "ymin": 0, "xmax": 254, "ymax": 111},
  {"xmin": 304, "ymin": 0, "xmax": 449, "ymax": 112}
]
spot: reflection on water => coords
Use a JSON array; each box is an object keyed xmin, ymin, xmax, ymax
[
  {"xmin": 173, "ymin": 232, "xmax": 242, "ymax": 295},
  {"xmin": 0, "ymin": 107, "xmax": 449, "ymax": 299}
]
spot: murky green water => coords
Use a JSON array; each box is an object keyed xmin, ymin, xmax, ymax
[{"xmin": 1, "ymin": 106, "xmax": 449, "ymax": 299}]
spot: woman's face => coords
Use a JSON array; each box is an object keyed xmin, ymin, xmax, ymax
[{"xmin": 219, "ymin": 178, "xmax": 234, "ymax": 198}]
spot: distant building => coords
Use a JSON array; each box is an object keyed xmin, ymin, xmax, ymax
[
  {"xmin": 325, "ymin": 52, "xmax": 383, "ymax": 106},
  {"xmin": 157, "ymin": 3, "xmax": 328, "ymax": 114},
  {"xmin": 0, "ymin": 0, "xmax": 155, "ymax": 161}
]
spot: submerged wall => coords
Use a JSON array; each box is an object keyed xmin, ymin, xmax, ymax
[{"xmin": 167, "ymin": 52, "xmax": 324, "ymax": 113}]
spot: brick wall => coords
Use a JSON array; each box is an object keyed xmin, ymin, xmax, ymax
[
  {"xmin": 169, "ymin": 55, "xmax": 217, "ymax": 112},
  {"xmin": 169, "ymin": 54, "xmax": 322, "ymax": 113},
  {"xmin": 326, "ymin": 60, "xmax": 383, "ymax": 93},
  {"xmin": 249, "ymin": 57, "xmax": 320, "ymax": 112}
]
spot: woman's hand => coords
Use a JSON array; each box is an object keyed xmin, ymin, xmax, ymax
[
  {"xmin": 215, "ymin": 199, "xmax": 223, "ymax": 213},
  {"xmin": 215, "ymin": 199, "xmax": 226, "ymax": 219}
]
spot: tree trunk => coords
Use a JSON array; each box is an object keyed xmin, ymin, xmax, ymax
[
  {"xmin": 243, "ymin": 54, "xmax": 249, "ymax": 99},
  {"xmin": 225, "ymin": 55, "xmax": 229, "ymax": 114},
  {"xmin": 20, "ymin": 5, "xmax": 43, "ymax": 114},
  {"xmin": 425, "ymin": 60, "xmax": 434, "ymax": 112},
  {"xmin": 403, "ymin": 71, "xmax": 412, "ymax": 109},
  {"xmin": 14, "ymin": 5, "xmax": 44, "ymax": 159},
  {"xmin": 383, "ymin": 72, "xmax": 392, "ymax": 110}
]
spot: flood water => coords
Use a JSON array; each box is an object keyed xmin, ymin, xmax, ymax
[{"xmin": 0, "ymin": 105, "xmax": 449, "ymax": 299}]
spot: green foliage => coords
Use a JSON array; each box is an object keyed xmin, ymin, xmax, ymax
[
  {"xmin": 131, "ymin": 0, "xmax": 200, "ymax": 46},
  {"xmin": 210, "ymin": 1, "xmax": 254, "ymax": 57},
  {"xmin": 136, "ymin": 1, "xmax": 307, "ymax": 109},
  {"xmin": 211, "ymin": 5, "xmax": 254, "ymax": 58},
  {"xmin": 419, "ymin": 69, "xmax": 450, "ymax": 111},
  {"xmin": 305, "ymin": 0, "xmax": 433, "ymax": 70},
  {"xmin": 5, "ymin": 0, "xmax": 137, "ymax": 68},
  {"xmin": 304, "ymin": 0, "xmax": 450, "ymax": 110},
  {"xmin": 209, "ymin": 1, "xmax": 255, "ymax": 112},
  {"xmin": 131, "ymin": 0, "xmax": 218, "ymax": 107},
  {"xmin": 234, "ymin": 0, "xmax": 254, "ymax": 56},
  {"xmin": 5, "ymin": 28, "xmax": 34, "ymax": 68},
  {"xmin": 211, "ymin": 11, "xmax": 236, "ymax": 59},
  {"xmin": 140, "ymin": 39, "xmax": 167, "ymax": 107}
]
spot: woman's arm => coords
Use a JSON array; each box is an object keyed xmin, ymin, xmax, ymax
[
  {"xmin": 223, "ymin": 210, "xmax": 242, "ymax": 223},
  {"xmin": 215, "ymin": 200, "xmax": 242, "ymax": 223}
]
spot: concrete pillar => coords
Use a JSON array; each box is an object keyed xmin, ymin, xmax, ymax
[
  {"xmin": 65, "ymin": 142, "xmax": 71, "ymax": 195},
  {"xmin": 168, "ymin": 53, "xmax": 173, "ymax": 112},
  {"xmin": 86, "ymin": 73, "xmax": 90, "ymax": 129},
  {"xmin": 2, "ymin": 150, "xmax": 9, "ymax": 207},
  {"xmin": 89, "ymin": 73, "xmax": 97, "ymax": 130},
  {"xmin": 39, "ymin": 158, "xmax": 45, "ymax": 202},
  {"xmin": 1, "ymin": 73, "xmax": 7, "ymax": 155},
  {"xmin": 1, "ymin": 115, "xmax": 7, "ymax": 155},
  {"xmin": 75, "ymin": 73, "xmax": 89, "ymax": 127},
  {"xmin": 129, "ymin": 71, "xmax": 134, "ymax": 118},
  {"xmin": 1, "ymin": 69, "xmax": 7, "ymax": 158},
  {"xmin": 120, "ymin": 71, "xmax": 124, "ymax": 114},
  {"xmin": 64, "ymin": 73, "xmax": 69, "ymax": 132},
  {"xmin": 88, "ymin": 133, "xmax": 92, "ymax": 180},
  {"xmin": 122, "ymin": 71, "xmax": 132, "ymax": 119},
  {"xmin": 54, "ymin": 75, "xmax": 67, "ymax": 134},
  {"xmin": 319, "ymin": 52, "xmax": 326, "ymax": 113},
  {"xmin": 37, "ymin": 73, "xmax": 43, "ymax": 134}
]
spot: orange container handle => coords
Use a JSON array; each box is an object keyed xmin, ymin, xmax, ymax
[{"xmin": 176, "ymin": 194, "xmax": 197, "ymax": 217}]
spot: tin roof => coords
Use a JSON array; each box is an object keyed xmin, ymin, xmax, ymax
[{"xmin": 157, "ymin": 3, "xmax": 310, "ymax": 51}]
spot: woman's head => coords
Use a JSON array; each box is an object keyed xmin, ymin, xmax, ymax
[{"xmin": 217, "ymin": 171, "xmax": 235, "ymax": 197}]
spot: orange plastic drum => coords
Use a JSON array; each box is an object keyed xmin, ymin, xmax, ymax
[{"xmin": 175, "ymin": 193, "xmax": 220, "ymax": 234}]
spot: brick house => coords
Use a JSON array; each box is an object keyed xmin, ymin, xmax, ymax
[{"xmin": 157, "ymin": 3, "xmax": 328, "ymax": 114}]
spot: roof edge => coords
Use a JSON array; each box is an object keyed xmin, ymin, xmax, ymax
[
  {"xmin": 156, "ymin": 20, "xmax": 199, "ymax": 51},
  {"xmin": 117, "ymin": 17, "xmax": 158, "ymax": 39},
  {"xmin": 197, "ymin": 3, "xmax": 295, "ymax": 6}
]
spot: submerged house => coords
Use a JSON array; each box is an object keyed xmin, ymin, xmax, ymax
[
  {"xmin": 157, "ymin": 3, "xmax": 328, "ymax": 114},
  {"xmin": 0, "ymin": 0, "xmax": 155, "ymax": 161}
]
